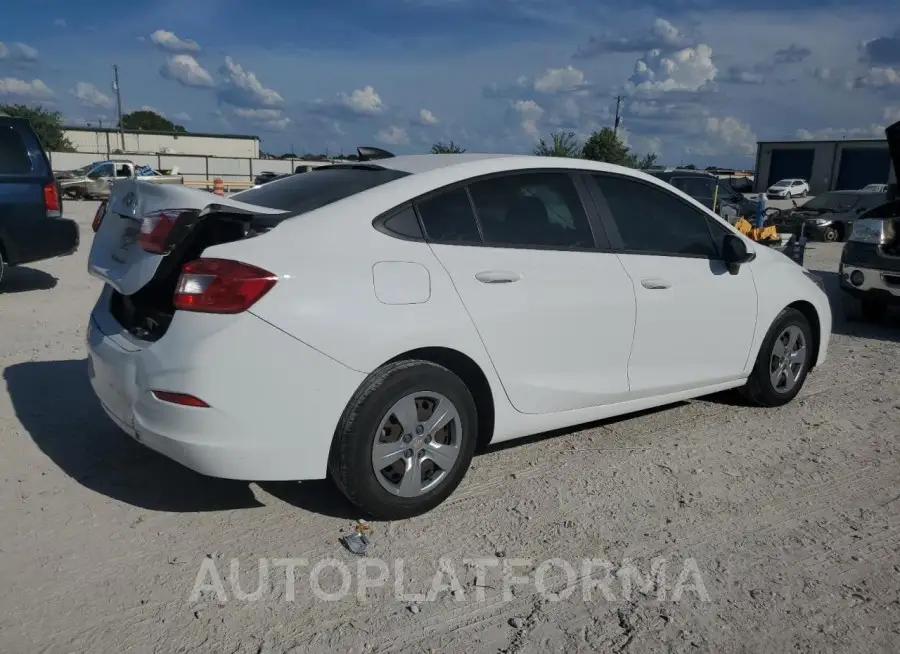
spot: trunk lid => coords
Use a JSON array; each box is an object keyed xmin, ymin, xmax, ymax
[{"xmin": 88, "ymin": 178, "xmax": 285, "ymax": 295}]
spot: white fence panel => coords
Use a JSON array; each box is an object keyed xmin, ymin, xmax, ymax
[{"xmin": 251, "ymin": 159, "xmax": 294, "ymax": 176}]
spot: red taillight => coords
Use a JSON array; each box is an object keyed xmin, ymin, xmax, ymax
[
  {"xmin": 151, "ymin": 390, "xmax": 209, "ymax": 407},
  {"xmin": 174, "ymin": 258, "xmax": 277, "ymax": 314},
  {"xmin": 92, "ymin": 201, "xmax": 107, "ymax": 232},
  {"xmin": 44, "ymin": 182, "xmax": 60, "ymax": 217},
  {"xmin": 139, "ymin": 209, "xmax": 185, "ymax": 254}
]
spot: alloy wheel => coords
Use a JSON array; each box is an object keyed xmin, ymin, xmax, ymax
[{"xmin": 769, "ymin": 325, "xmax": 807, "ymax": 393}]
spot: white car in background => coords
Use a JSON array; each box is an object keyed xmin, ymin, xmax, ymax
[
  {"xmin": 86, "ymin": 152, "xmax": 832, "ymax": 519},
  {"xmin": 767, "ymin": 178, "xmax": 810, "ymax": 199}
]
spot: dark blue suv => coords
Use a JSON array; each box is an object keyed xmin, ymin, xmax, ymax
[{"xmin": 0, "ymin": 116, "xmax": 79, "ymax": 286}]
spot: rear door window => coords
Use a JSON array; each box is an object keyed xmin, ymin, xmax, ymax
[
  {"xmin": 416, "ymin": 188, "xmax": 482, "ymax": 244},
  {"xmin": 232, "ymin": 165, "xmax": 410, "ymax": 213},
  {"xmin": 0, "ymin": 126, "xmax": 33, "ymax": 175},
  {"xmin": 467, "ymin": 172, "xmax": 594, "ymax": 248}
]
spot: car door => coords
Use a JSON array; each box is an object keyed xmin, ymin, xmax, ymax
[
  {"xmin": 87, "ymin": 162, "xmax": 115, "ymax": 197},
  {"xmin": 587, "ymin": 173, "xmax": 758, "ymax": 397},
  {"xmin": 416, "ymin": 171, "xmax": 637, "ymax": 414}
]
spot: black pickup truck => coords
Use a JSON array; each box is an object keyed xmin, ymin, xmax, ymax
[
  {"xmin": 0, "ymin": 116, "xmax": 79, "ymax": 286},
  {"xmin": 838, "ymin": 119, "xmax": 900, "ymax": 321}
]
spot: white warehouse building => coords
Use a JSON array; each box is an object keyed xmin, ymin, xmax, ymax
[{"xmin": 63, "ymin": 126, "xmax": 260, "ymax": 159}]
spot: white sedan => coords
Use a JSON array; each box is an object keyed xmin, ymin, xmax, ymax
[
  {"xmin": 86, "ymin": 152, "xmax": 832, "ymax": 519},
  {"xmin": 767, "ymin": 178, "xmax": 810, "ymax": 199}
]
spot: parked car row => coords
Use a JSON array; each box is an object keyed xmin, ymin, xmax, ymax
[{"xmin": 55, "ymin": 159, "xmax": 183, "ymax": 200}]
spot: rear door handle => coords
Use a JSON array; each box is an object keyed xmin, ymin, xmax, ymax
[
  {"xmin": 475, "ymin": 270, "xmax": 521, "ymax": 284},
  {"xmin": 641, "ymin": 278, "xmax": 672, "ymax": 290}
]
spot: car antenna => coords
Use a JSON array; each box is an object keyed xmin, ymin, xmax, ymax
[{"xmin": 357, "ymin": 146, "xmax": 395, "ymax": 162}]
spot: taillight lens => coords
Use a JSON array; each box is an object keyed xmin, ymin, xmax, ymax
[
  {"xmin": 44, "ymin": 182, "xmax": 60, "ymax": 218},
  {"xmin": 139, "ymin": 209, "xmax": 187, "ymax": 254},
  {"xmin": 92, "ymin": 201, "xmax": 107, "ymax": 232},
  {"xmin": 174, "ymin": 259, "xmax": 277, "ymax": 314},
  {"xmin": 151, "ymin": 390, "xmax": 210, "ymax": 407}
]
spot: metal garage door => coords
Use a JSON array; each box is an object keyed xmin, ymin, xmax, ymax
[
  {"xmin": 835, "ymin": 147, "xmax": 892, "ymax": 190},
  {"xmin": 767, "ymin": 149, "xmax": 815, "ymax": 187}
]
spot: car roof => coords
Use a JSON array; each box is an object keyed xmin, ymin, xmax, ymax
[{"xmin": 327, "ymin": 153, "xmax": 674, "ymax": 181}]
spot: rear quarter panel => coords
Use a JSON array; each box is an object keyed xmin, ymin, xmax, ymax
[{"xmin": 204, "ymin": 185, "xmax": 499, "ymax": 379}]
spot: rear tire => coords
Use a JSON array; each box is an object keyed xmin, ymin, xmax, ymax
[
  {"xmin": 822, "ymin": 226, "xmax": 839, "ymax": 242},
  {"xmin": 328, "ymin": 360, "xmax": 478, "ymax": 520},
  {"xmin": 740, "ymin": 308, "xmax": 814, "ymax": 407}
]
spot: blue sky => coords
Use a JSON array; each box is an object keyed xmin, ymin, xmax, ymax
[{"xmin": 2, "ymin": 0, "xmax": 900, "ymax": 165}]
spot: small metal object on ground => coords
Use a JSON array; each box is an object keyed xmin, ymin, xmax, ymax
[{"xmin": 340, "ymin": 533, "xmax": 371, "ymax": 555}]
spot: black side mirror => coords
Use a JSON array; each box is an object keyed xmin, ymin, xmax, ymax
[{"xmin": 722, "ymin": 234, "xmax": 756, "ymax": 274}]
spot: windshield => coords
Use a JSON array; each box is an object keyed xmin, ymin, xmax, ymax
[
  {"xmin": 772, "ymin": 179, "xmax": 793, "ymax": 187},
  {"xmin": 802, "ymin": 193, "xmax": 863, "ymax": 212},
  {"xmin": 231, "ymin": 165, "xmax": 410, "ymax": 213}
]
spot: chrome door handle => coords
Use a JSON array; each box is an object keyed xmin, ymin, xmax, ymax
[
  {"xmin": 641, "ymin": 278, "xmax": 672, "ymax": 289},
  {"xmin": 475, "ymin": 270, "xmax": 521, "ymax": 284}
]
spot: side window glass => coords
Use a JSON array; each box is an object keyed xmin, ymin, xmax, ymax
[
  {"xmin": 90, "ymin": 163, "xmax": 114, "ymax": 178},
  {"xmin": 593, "ymin": 175, "xmax": 718, "ymax": 258},
  {"xmin": 382, "ymin": 206, "xmax": 423, "ymax": 239},
  {"xmin": 0, "ymin": 127, "xmax": 32, "ymax": 174},
  {"xmin": 468, "ymin": 173, "xmax": 594, "ymax": 248},
  {"xmin": 416, "ymin": 188, "xmax": 482, "ymax": 244}
]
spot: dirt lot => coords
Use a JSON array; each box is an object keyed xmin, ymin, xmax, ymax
[{"xmin": 1, "ymin": 201, "xmax": 899, "ymax": 653}]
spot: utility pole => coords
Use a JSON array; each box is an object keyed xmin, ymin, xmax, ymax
[
  {"xmin": 112, "ymin": 65, "xmax": 125, "ymax": 151},
  {"xmin": 613, "ymin": 95, "xmax": 624, "ymax": 136}
]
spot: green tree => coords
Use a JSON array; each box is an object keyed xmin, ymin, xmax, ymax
[
  {"xmin": 431, "ymin": 140, "xmax": 466, "ymax": 154},
  {"xmin": 582, "ymin": 127, "xmax": 659, "ymax": 171},
  {"xmin": 533, "ymin": 131, "xmax": 582, "ymax": 157},
  {"xmin": 581, "ymin": 127, "xmax": 631, "ymax": 165},
  {"xmin": 0, "ymin": 104, "xmax": 74, "ymax": 151},
  {"xmin": 120, "ymin": 109, "xmax": 186, "ymax": 132}
]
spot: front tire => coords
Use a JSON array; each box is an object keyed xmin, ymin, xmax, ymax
[
  {"xmin": 822, "ymin": 226, "xmax": 840, "ymax": 242},
  {"xmin": 740, "ymin": 308, "xmax": 814, "ymax": 407},
  {"xmin": 329, "ymin": 360, "xmax": 478, "ymax": 520}
]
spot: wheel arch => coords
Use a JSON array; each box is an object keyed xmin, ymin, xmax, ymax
[
  {"xmin": 786, "ymin": 300, "xmax": 822, "ymax": 368},
  {"xmin": 384, "ymin": 346, "xmax": 496, "ymax": 451}
]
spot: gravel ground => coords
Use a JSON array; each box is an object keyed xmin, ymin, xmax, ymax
[{"xmin": 1, "ymin": 201, "xmax": 899, "ymax": 654}]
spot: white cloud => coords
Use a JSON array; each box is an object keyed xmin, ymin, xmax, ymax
[
  {"xmin": 683, "ymin": 116, "xmax": 757, "ymax": 157},
  {"xmin": 54, "ymin": 18, "xmax": 66, "ymax": 27},
  {"xmin": 854, "ymin": 66, "xmax": 900, "ymax": 88},
  {"xmin": 511, "ymin": 99, "xmax": 544, "ymax": 140},
  {"xmin": 575, "ymin": 18, "xmax": 694, "ymax": 58},
  {"xmin": 260, "ymin": 117, "xmax": 292, "ymax": 132},
  {"xmin": 71, "ymin": 82, "xmax": 113, "ymax": 109},
  {"xmin": 532, "ymin": 66, "xmax": 585, "ymax": 93},
  {"xmin": 417, "ymin": 108, "xmax": 439, "ymax": 125},
  {"xmin": 160, "ymin": 54, "xmax": 214, "ymax": 88},
  {"xmin": 231, "ymin": 107, "xmax": 283, "ymax": 120},
  {"xmin": 376, "ymin": 126, "xmax": 410, "ymax": 145},
  {"xmin": 0, "ymin": 77, "xmax": 54, "ymax": 99},
  {"xmin": 885, "ymin": 107, "xmax": 900, "ymax": 123},
  {"xmin": 339, "ymin": 86, "xmax": 385, "ymax": 115},
  {"xmin": 796, "ymin": 124, "xmax": 886, "ymax": 140},
  {"xmin": 150, "ymin": 29, "xmax": 200, "ymax": 53},
  {"xmin": 627, "ymin": 45, "xmax": 717, "ymax": 95},
  {"xmin": 217, "ymin": 56, "xmax": 283, "ymax": 108},
  {"xmin": 0, "ymin": 41, "xmax": 39, "ymax": 62},
  {"xmin": 172, "ymin": 111, "xmax": 192, "ymax": 122}
]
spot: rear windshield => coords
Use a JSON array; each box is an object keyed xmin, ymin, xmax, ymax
[
  {"xmin": 232, "ymin": 165, "xmax": 410, "ymax": 213},
  {"xmin": 0, "ymin": 125, "xmax": 33, "ymax": 175}
]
